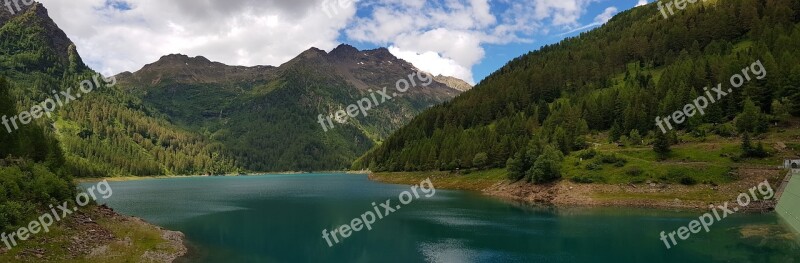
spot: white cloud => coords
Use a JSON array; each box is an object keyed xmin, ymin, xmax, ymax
[
  {"xmin": 560, "ymin": 6, "xmax": 617, "ymax": 36},
  {"xmin": 36, "ymin": 0, "xmax": 602, "ymax": 84},
  {"xmin": 388, "ymin": 46, "xmax": 473, "ymax": 83},
  {"xmin": 348, "ymin": 0, "xmax": 598, "ymax": 84},
  {"xmin": 38, "ymin": 0, "xmax": 357, "ymax": 74},
  {"xmin": 636, "ymin": 0, "xmax": 648, "ymax": 7},
  {"xmin": 594, "ymin": 6, "xmax": 618, "ymax": 24}
]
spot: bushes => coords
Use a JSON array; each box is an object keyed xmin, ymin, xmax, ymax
[
  {"xmin": 680, "ymin": 177, "xmax": 698, "ymax": 186},
  {"xmin": 0, "ymin": 201, "xmax": 33, "ymax": 233},
  {"xmin": 713, "ymin": 123, "xmax": 737, "ymax": 137},
  {"xmin": 585, "ymin": 163, "xmax": 601, "ymax": 170},
  {"xmin": 570, "ymin": 176, "xmax": 594, "ymax": 184},
  {"xmin": 626, "ymin": 166, "xmax": 644, "ymax": 176},
  {"xmin": 570, "ymin": 174, "xmax": 607, "ymax": 184},
  {"xmin": 740, "ymin": 133, "xmax": 770, "ymax": 158},
  {"xmin": 526, "ymin": 145, "xmax": 564, "ymax": 184},
  {"xmin": 582, "ymin": 153, "xmax": 628, "ymax": 171},
  {"xmin": 0, "ymin": 163, "xmax": 76, "ymax": 232},
  {"xmin": 577, "ymin": 149, "xmax": 597, "ymax": 160},
  {"xmin": 596, "ymin": 153, "xmax": 627, "ymax": 167}
]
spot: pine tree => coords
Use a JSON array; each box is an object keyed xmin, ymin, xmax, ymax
[
  {"xmin": 735, "ymin": 98, "xmax": 765, "ymax": 133},
  {"xmin": 654, "ymin": 131, "xmax": 671, "ymax": 160},
  {"xmin": 0, "ymin": 78, "xmax": 19, "ymax": 157},
  {"xmin": 741, "ymin": 132, "xmax": 754, "ymax": 157}
]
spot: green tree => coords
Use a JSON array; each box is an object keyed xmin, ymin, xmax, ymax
[
  {"xmin": 629, "ymin": 130, "xmax": 642, "ymax": 146},
  {"xmin": 0, "ymin": 78, "xmax": 18, "ymax": 157},
  {"xmin": 526, "ymin": 145, "xmax": 564, "ymax": 184},
  {"xmin": 741, "ymin": 132, "xmax": 769, "ymax": 158},
  {"xmin": 771, "ymin": 99, "xmax": 791, "ymax": 126},
  {"xmin": 472, "ymin": 152, "xmax": 488, "ymax": 169},
  {"xmin": 741, "ymin": 132, "xmax": 754, "ymax": 156},
  {"xmin": 786, "ymin": 85, "xmax": 800, "ymax": 116},
  {"xmin": 506, "ymin": 153, "xmax": 527, "ymax": 181},
  {"xmin": 735, "ymin": 98, "xmax": 765, "ymax": 134},
  {"xmin": 653, "ymin": 131, "xmax": 671, "ymax": 160}
]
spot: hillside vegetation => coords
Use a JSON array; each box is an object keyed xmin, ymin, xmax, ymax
[
  {"xmin": 354, "ymin": 0, "xmax": 800, "ymax": 185},
  {"xmin": 117, "ymin": 45, "xmax": 463, "ymax": 171},
  {"xmin": 0, "ymin": 4, "xmax": 239, "ymax": 177}
]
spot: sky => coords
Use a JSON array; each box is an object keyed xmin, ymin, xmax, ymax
[{"xmin": 38, "ymin": 0, "xmax": 652, "ymax": 85}]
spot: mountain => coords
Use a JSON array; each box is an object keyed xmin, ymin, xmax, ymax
[
  {"xmin": 354, "ymin": 0, "xmax": 800, "ymax": 174},
  {"xmin": 0, "ymin": 3, "xmax": 239, "ymax": 177},
  {"xmin": 1, "ymin": 2, "xmax": 467, "ymax": 175},
  {"xmin": 116, "ymin": 44, "xmax": 465, "ymax": 171},
  {"xmin": 433, "ymin": 75, "xmax": 472, "ymax": 92}
]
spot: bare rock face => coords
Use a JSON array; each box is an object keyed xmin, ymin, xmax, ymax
[
  {"xmin": 433, "ymin": 74, "xmax": 473, "ymax": 92},
  {"xmin": 0, "ymin": 3, "xmax": 87, "ymax": 74}
]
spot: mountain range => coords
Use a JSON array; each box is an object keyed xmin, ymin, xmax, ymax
[
  {"xmin": 115, "ymin": 44, "xmax": 467, "ymax": 171},
  {"xmin": 1, "ymin": 3, "xmax": 471, "ymax": 174}
]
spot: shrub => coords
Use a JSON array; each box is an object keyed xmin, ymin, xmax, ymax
[
  {"xmin": 680, "ymin": 176, "xmax": 698, "ymax": 185},
  {"xmin": 570, "ymin": 176, "xmax": 594, "ymax": 184},
  {"xmin": 598, "ymin": 154, "xmax": 626, "ymax": 165},
  {"xmin": 577, "ymin": 149, "xmax": 597, "ymax": 160},
  {"xmin": 714, "ymin": 123, "xmax": 737, "ymax": 137},
  {"xmin": 626, "ymin": 166, "xmax": 643, "ymax": 176}
]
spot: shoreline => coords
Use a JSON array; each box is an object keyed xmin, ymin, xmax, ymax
[
  {"xmin": 368, "ymin": 168, "xmax": 786, "ymax": 212},
  {"xmin": 0, "ymin": 205, "xmax": 186, "ymax": 262},
  {"xmin": 74, "ymin": 170, "xmax": 368, "ymax": 183}
]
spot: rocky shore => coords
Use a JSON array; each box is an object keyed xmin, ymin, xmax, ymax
[
  {"xmin": 0, "ymin": 205, "xmax": 186, "ymax": 262},
  {"xmin": 371, "ymin": 168, "xmax": 786, "ymax": 212}
]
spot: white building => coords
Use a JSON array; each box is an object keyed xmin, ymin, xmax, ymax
[
  {"xmin": 785, "ymin": 159, "xmax": 800, "ymax": 169},
  {"xmin": 786, "ymin": 159, "xmax": 800, "ymax": 174}
]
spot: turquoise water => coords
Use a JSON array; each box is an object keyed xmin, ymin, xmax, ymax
[{"xmin": 83, "ymin": 174, "xmax": 800, "ymax": 263}]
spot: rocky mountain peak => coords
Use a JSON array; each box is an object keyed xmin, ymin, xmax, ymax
[
  {"xmin": 0, "ymin": 2, "xmax": 85, "ymax": 73},
  {"xmin": 329, "ymin": 44, "xmax": 360, "ymax": 58}
]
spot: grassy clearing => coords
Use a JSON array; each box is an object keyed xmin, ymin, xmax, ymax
[
  {"xmin": 375, "ymin": 126, "xmax": 793, "ymax": 191},
  {"xmin": 563, "ymin": 143, "xmax": 737, "ymax": 185}
]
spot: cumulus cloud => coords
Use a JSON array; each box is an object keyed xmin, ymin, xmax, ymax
[
  {"xmin": 636, "ymin": 0, "xmax": 649, "ymax": 7},
  {"xmin": 39, "ymin": 0, "xmax": 356, "ymax": 74},
  {"xmin": 37, "ymin": 0, "xmax": 601, "ymax": 84},
  {"xmin": 559, "ymin": 6, "xmax": 618, "ymax": 36},
  {"xmin": 348, "ymin": 0, "xmax": 597, "ymax": 84},
  {"xmin": 388, "ymin": 46, "xmax": 473, "ymax": 82}
]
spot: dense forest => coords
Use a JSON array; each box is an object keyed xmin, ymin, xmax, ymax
[
  {"xmin": 0, "ymin": 4, "xmax": 239, "ymax": 178},
  {"xmin": 0, "ymin": 3, "xmax": 244, "ymax": 236},
  {"xmin": 353, "ymin": 0, "xmax": 800, "ymax": 180},
  {"xmin": 0, "ymin": 76, "xmax": 75, "ymax": 233},
  {"xmin": 117, "ymin": 46, "xmax": 461, "ymax": 172}
]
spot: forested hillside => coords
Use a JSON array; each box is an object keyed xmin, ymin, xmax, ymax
[
  {"xmin": 117, "ymin": 45, "xmax": 464, "ymax": 171},
  {"xmin": 354, "ymin": 0, "xmax": 800, "ymax": 177},
  {"xmin": 0, "ymin": 75, "xmax": 77, "ymax": 234},
  {"xmin": 0, "ymin": 4, "xmax": 239, "ymax": 177}
]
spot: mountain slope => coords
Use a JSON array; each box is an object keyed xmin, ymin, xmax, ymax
[
  {"xmin": 117, "ymin": 45, "xmax": 465, "ymax": 171},
  {"xmin": 0, "ymin": 3, "xmax": 239, "ymax": 177},
  {"xmin": 355, "ymin": 0, "xmax": 800, "ymax": 173}
]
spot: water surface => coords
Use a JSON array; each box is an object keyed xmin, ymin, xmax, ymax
[{"xmin": 83, "ymin": 174, "xmax": 800, "ymax": 263}]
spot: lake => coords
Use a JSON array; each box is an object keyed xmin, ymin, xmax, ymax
[{"xmin": 82, "ymin": 173, "xmax": 800, "ymax": 263}]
